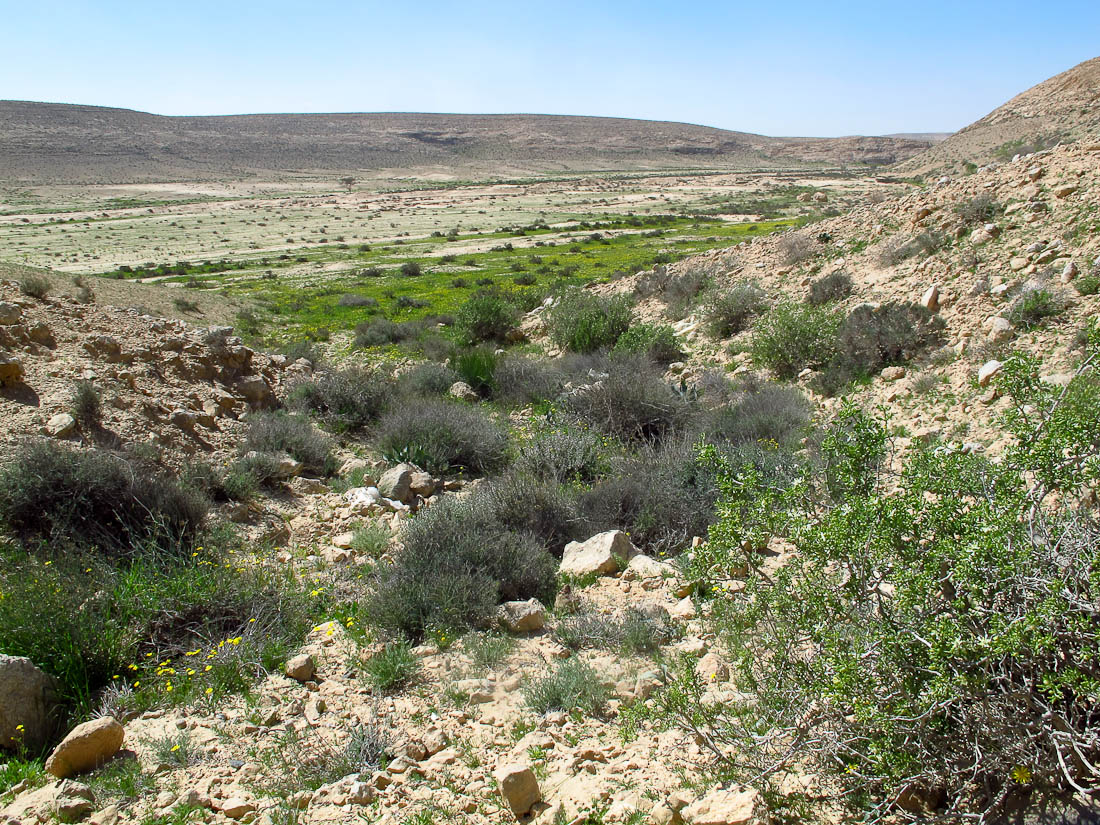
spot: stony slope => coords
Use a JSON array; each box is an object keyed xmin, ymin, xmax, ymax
[
  {"xmin": 898, "ymin": 56, "xmax": 1100, "ymax": 175},
  {"xmin": 0, "ymin": 102, "xmax": 932, "ymax": 183}
]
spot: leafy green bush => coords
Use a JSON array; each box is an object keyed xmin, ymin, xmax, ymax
[
  {"xmin": 374, "ymin": 399, "xmax": 508, "ymax": 475},
  {"xmin": 637, "ymin": 347, "xmax": 1100, "ymax": 821},
  {"xmin": 750, "ymin": 301, "xmax": 840, "ymax": 379},
  {"xmin": 288, "ymin": 368, "xmax": 390, "ymax": 433},
  {"xmin": 806, "ymin": 271, "xmax": 852, "ymax": 306},
  {"xmin": 242, "ymin": 412, "xmax": 334, "ymax": 475},
  {"xmin": 564, "ymin": 354, "xmax": 694, "ymax": 444},
  {"xmin": 1074, "ymin": 267, "xmax": 1100, "ymax": 296},
  {"xmin": 1007, "ymin": 287, "xmax": 1065, "ymax": 330},
  {"xmin": 523, "ymin": 659, "xmax": 607, "ymax": 716},
  {"xmin": 362, "ymin": 641, "xmax": 420, "ymax": 692},
  {"xmin": 704, "ymin": 281, "xmax": 768, "ymax": 337},
  {"xmin": 0, "ymin": 441, "xmax": 207, "ymax": 558},
  {"xmin": 400, "ymin": 261, "xmax": 423, "ymax": 277},
  {"xmin": 354, "ymin": 319, "xmax": 425, "ymax": 348},
  {"xmin": 547, "ymin": 290, "xmax": 633, "ymax": 353},
  {"xmin": 456, "ymin": 289, "xmax": 518, "ymax": 343},
  {"xmin": 363, "ymin": 495, "xmax": 557, "ymax": 641},
  {"xmin": 612, "ymin": 323, "xmax": 682, "ymax": 365}
]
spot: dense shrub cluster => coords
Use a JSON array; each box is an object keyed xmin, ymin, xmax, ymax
[
  {"xmin": 806, "ymin": 270, "xmax": 852, "ymax": 306},
  {"xmin": 456, "ymin": 289, "xmax": 518, "ymax": 343},
  {"xmin": 612, "ymin": 323, "xmax": 682, "ymax": 365},
  {"xmin": 547, "ymin": 290, "xmax": 633, "ymax": 353},
  {"xmin": 288, "ymin": 368, "xmax": 390, "ymax": 433},
  {"xmin": 374, "ymin": 399, "xmax": 508, "ymax": 474},
  {"xmin": 0, "ymin": 441, "xmax": 207, "ymax": 558},
  {"xmin": 704, "ymin": 281, "xmax": 767, "ymax": 337},
  {"xmin": 750, "ymin": 301, "xmax": 841, "ymax": 379},
  {"xmin": 634, "ymin": 338, "xmax": 1100, "ymax": 822},
  {"xmin": 1007, "ymin": 286, "xmax": 1065, "ymax": 329},
  {"xmin": 242, "ymin": 412, "xmax": 334, "ymax": 475}
]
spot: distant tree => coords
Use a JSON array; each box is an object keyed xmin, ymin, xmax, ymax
[{"xmin": 339, "ymin": 176, "xmax": 356, "ymax": 193}]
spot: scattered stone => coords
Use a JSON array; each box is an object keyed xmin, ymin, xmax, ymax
[
  {"xmin": 284, "ymin": 654, "xmax": 316, "ymax": 683},
  {"xmin": 681, "ymin": 788, "xmax": 760, "ymax": 825},
  {"xmin": 494, "ymin": 763, "xmax": 540, "ymax": 818},
  {"xmin": 52, "ymin": 780, "xmax": 96, "ymax": 821},
  {"xmin": 45, "ymin": 412, "xmax": 77, "ymax": 438},
  {"xmin": 448, "ymin": 381, "xmax": 480, "ymax": 403},
  {"xmin": 496, "ymin": 598, "xmax": 547, "ymax": 633},
  {"xmin": 45, "ymin": 716, "xmax": 124, "ymax": 778},
  {"xmin": 696, "ymin": 653, "xmax": 730, "ymax": 683},
  {"xmin": 880, "ymin": 366, "xmax": 906, "ymax": 381},
  {"xmin": 0, "ymin": 302, "xmax": 22, "ymax": 325},
  {"xmin": 1054, "ymin": 183, "xmax": 1078, "ymax": 198},
  {"xmin": 0, "ymin": 353, "xmax": 24, "ymax": 386},
  {"xmin": 978, "ymin": 360, "xmax": 1003, "ymax": 387},
  {"xmin": 559, "ymin": 530, "xmax": 636, "ymax": 578},
  {"xmin": 0, "ymin": 654, "xmax": 58, "ymax": 752},
  {"xmin": 920, "ymin": 284, "xmax": 939, "ymax": 312},
  {"xmin": 378, "ymin": 463, "xmax": 417, "ymax": 503},
  {"xmin": 219, "ymin": 798, "xmax": 256, "ymax": 820},
  {"xmin": 987, "ymin": 316, "xmax": 1014, "ymax": 343}
]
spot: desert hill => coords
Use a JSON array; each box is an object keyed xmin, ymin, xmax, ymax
[
  {"xmin": 0, "ymin": 102, "xmax": 932, "ymax": 183},
  {"xmin": 898, "ymin": 55, "xmax": 1100, "ymax": 175}
]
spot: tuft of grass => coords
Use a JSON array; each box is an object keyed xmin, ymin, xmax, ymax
[
  {"xmin": 70, "ymin": 381, "xmax": 102, "ymax": 429},
  {"xmin": 523, "ymin": 658, "xmax": 608, "ymax": 716},
  {"xmin": 18, "ymin": 274, "xmax": 50, "ymax": 299},
  {"xmin": 1007, "ymin": 287, "xmax": 1065, "ymax": 330},
  {"xmin": 349, "ymin": 523, "xmax": 390, "ymax": 558},
  {"xmin": 362, "ymin": 641, "xmax": 420, "ymax": 693},
  {"xmin": 463, "ymin": 631, "xmax": 516, "ymax": 672}
]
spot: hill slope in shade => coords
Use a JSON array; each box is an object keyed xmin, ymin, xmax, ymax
[
  {"xmin": 0, "ymin": 102, "xmax": 933, "ymax": 183},
  {"xmin": 898, "ymin": 56, "xmax": 1100, "ymax": 175}
]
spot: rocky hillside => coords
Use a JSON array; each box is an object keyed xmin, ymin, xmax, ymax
[
  {"xmin": 0, "ymin": 102, "xmax": 933, "ymax": 183},
  {"xmin": 898, "ymin": 55, "xmax": 1100, "ymax": 175}
]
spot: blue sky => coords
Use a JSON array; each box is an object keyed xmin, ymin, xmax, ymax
[{"xmin": 2, "ymin": 0, "xmax": 1098, "ymax": 136}]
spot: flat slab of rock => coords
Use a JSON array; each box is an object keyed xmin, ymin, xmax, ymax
[
  {"xmin": 496, "ymin": 599, "xmax": 546, "ymax": 633},
  {"xmin": 45, "ymin": 716, "xmax": 124, "ymax": 778},
  {"xmin": 681, "ymin": 789, "xmax": 760, "ymax": 825},
  {"xmin": 559, "ymin": 530, "xmax": 637, "ymax": 578}
]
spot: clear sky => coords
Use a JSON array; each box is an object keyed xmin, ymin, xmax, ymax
[{"xmin": 3, "ymin": 0, "xmax": 1098, "ymax": 136}]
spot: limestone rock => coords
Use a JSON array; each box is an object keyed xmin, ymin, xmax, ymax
[
  {"xmin": 681, "ymin": 789, "xmax": 759, "ymax": 825},
  {"xmin": 920, "ymin": 284, "xmax": 939, "ymax": 312},
  {"xmin": 0, "ymin": 654, "xmax": 59, "ymax": 752},
  {"xmin": 494, "ymin": 763, "xmax": 540, "ymax": 818},
  {"xmin": 45, "ymin": 716, "xmax": 124, "ymax": 778},
  {"xmin": 0, "ymin": 302, "xmax": 22, "ymax": 325},
  {"xmin": 378, "ymin": 463, "xmax": 417, "ymax": 503},
  {"xmin": 235, "ymin": 375, "xmax": 276, "ymax": 408},
  {"xmin": 880, "ymin": 366, "xmax": 906, "ymax": 381},
  {"xmin": 285, "ymin": 654, "xmax": 316, "ymax": 683},
  {"xmin": 496, "ymin": 599, "xmax": 546, "ymax": 634},
  {"xmin": 448, "ymin": 381, "xmax": 480, "ymax": 403},
  {"xmin": 0, "ymin": 353, "xmax": 24, "ymax": 386},
  {"xmin": 987, "ymin": 316, "xmax": 1014, "ymax": 343},
  {"xmin": 978, "ymin": 360, "xmax": 1003, "ymax": 387},
  {"xmin": 46, "ymin": 412, "xmax": 77, "ymax": 438},
  {"xmin": 559, "ymin": 530, "xmax": 637, "ymax": 578},
  {"xmin": 622, "ymin": 554, "xmax": 677, "ymax": 581}
]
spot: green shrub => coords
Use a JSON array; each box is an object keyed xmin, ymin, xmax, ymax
[
  {"xmin": 336, "ymin": 293, "xmax": 379, "ymax": 309},
  {"xmin": 564, "ymin": 354, "xmax": 694, "ymax": 444},
  {"xmin": 778, "ymin": 232, "xmax": 814, "ymax": 266},
  {"xmin": 612, "ymin": 323, "xmax": 682, "ymax": 365},
  {"xmin": 0, "ymin": 441, "xmax": 207, "ymax": 558},
  {"xmin": 473, "ymin": 471, "xmax": 583, "ymax": 556},
  {"xmin": 288, "ymin": 369, "xmax": 390, "ymax": 433},
  {"xmin": 750, "ymin": 301, "xmax": 841, "ymax": 380},
  {"xmin": 806, "ymin": 271, "xmax": 853, "ymax": 306},
  {"xmin": 463, "ymin": 631, "xmax": 515, "ymax": 671},
  {"xmin": 638, "ymin": 351, "xmax": 1100, "ymax": 821},
  {"xmin": 547, "ymin": 290, "xmax": 633, "ymax": 353},
  {"xmin": 374, "ymin": 399, "xmax": 508, "ymax": 475},
  {"xmin": 579, "ymin": 439, "xmax": 720, "ymax": 556},
  {"xmin": 704, "ymin": 377, "xmax": 811, "ymax": 447},
  {"xmin": 70, "ymin": 381, "xmax": 102, "ymax": 429},
  {"xmin": 493, "ymin": 355, "xmax": 565, "ymax": 407},
  {"xmin": 878, "ymin": 230, "xmax": 946, "ymax": 266},
  {"xmin": 1074, "ymin": 267, "xmax": 1100, "ymax": 296},
  {"xmin": 1007, "ymin": 287, "xmax": 1065, "ymax": 330},
  {"xmin": 398, "ymin": 363, "xmax": 458, "ymax": 397},
  {"xmin": 704, "ymin": 281, "xmax": 768, "ymax": 337},
  {"xmin": 349, "ymin": 523, "xmax": 390, "ymax": 558},
  {"xmin": 515, "ymin": 426, "xmax": 607, "ymax": 485},
  {"xmin": 354, "ymin": 319, "xmax": 425, "ymax": 348},
  {"xmin": 18, "ymin": 274, "xmax": 50, "ymax": 299},
  {"xmin": 456, "ymin": 289, "xmax": 518, "ymax": 343},
  {"xmin": 363, "ymin": 495, "xmax": 557, "ymax": 641},
  {"xmin": 452, "ymin": 346, "xmax": 498, "ymax": 397},
  {"xmin": 400, "ymin": 261, "xmax": 423, "ymax": 277},
  {"xmin": 363, "ymin": 641, "xmax": 420, "ymax": 692},
  {"xmin": 554, "ymin": 608, "xmax": 676, "ymax": 655},
  {"xmin": 523, "ymin": 659, "xmax": 607, "ymax": 716},
  {"xmin": 242, "ymin": 412, "xmax": 334, "ymax": 475}
]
